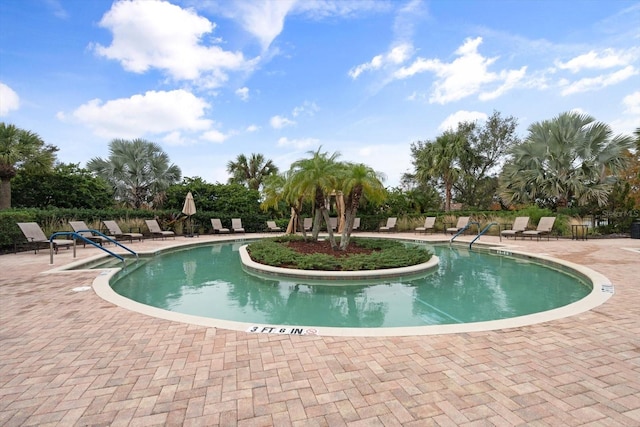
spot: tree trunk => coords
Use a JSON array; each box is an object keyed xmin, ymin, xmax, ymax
[
  {"xmin": 0, "ymin": 178, "xmax": 11, "ymax": 210},
  {"xmin": 321, "ymin": 207, "xmax": 338, "ymax": 250}
]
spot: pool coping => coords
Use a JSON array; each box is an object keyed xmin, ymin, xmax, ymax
[{"xmin": 84, "ymin": 236, "xmax": 614, "ymax": 337}]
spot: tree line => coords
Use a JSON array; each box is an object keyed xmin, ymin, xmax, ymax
[{"xmin": 2, "ymin": 111, "xmax": 639, "ymax": 230}]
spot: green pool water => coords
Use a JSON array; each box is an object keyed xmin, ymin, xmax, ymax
[{"xmin": 108, "ymin": 242, "xmax": 592, "ymax": 328}]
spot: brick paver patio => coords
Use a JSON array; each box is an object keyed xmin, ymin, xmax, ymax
[{"xmin": 1, "ymin": 233, "xmax": 639, "ymax": 426}]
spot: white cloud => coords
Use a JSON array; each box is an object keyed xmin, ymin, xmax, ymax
[
  {"xmin": 270, "ymin": 115, "xmax": 296, "ymax": 129},
  {"xmin": 555, "ymin": 48, "xmax": 638, "ymax": 73},
  {"xmin": 68, "ymin": 89, "xmax": 212, "ymax": 139},
  {"xmin": 349, "ymin": 43, "xmax": 413, "ymax": 79},
  {"xmin": 93, "ymin": 0, "xmax": 251, "ymax": 87},
  {"xmin": 202, "ymin": 129, "xmax": 229, "ymax": 143},
  {"xmin": 394, "ymin": 37, "xmax": 527, "ymax": 104},
  {"xmin": 0, "ymin": 82, "xmax": 20, "ymax": 116},
  {"xmin": 560, "ymin": 65, "xmax": 638, "ymax": 96},
  {"xmin": 235, "ymin": 87, "xmax": 250, "ymax": 101},
  {"xmin": 246, "ymin": 124, "xmax": 260, "ymax": 132},
  {"xmin": 438, "ymin": 110, "xmax": 488, "ymax": 131},
  {"xmin": 277, "ymin": 136, "xmax": 318, "ymax": 149},
  {"xmin": 292, "ymin": 101, "xmax": 319, "ymax": 117},
  {"xmin": 622, "ymin": 91, "xmax": 640, "ymax": 115},
  {"xmin": 227, "ymin": 0, "xmax": 297, "ymax": 51}
]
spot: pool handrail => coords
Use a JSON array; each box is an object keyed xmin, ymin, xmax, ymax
[
  {"xmin": 469, "ymin": 222, "xmax": 499, "ymax": 248},
  {"xmin": 450, "ymin": 221, "xmax": 480, "ymax": 243},
  {"xmin": 49, "ymin": 230, "xmax": 138, "ymax": 265}
]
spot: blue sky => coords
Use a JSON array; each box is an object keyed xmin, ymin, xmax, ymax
[{"xmin": 1, "ymin": 0, "xmax": 639, "ymax": 188}]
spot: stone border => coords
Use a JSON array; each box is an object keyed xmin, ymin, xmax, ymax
[
  {"xmin": 239, "ymin": 245, "xmax": 439, "ymax": 282},
  {"xmin": 86, "ymin": 237, "xmax": 613, "ymax": 337}
]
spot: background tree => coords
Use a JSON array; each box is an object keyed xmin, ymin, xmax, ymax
[
  {"xmin": 12, "ymin": 163, "xmax": 112, "ymax": 208},
  {"xmin": 227, "ymin": 153, "xmax": 279, "ymax": 191},
  {"xmin": 499, "ymin": 112, "xmax": 634, "ymax": 209},
  {"xmin": 455, "ymin": 111, "xmax": 520, "ymax": 209},
  {"xmin": 410, "ymin": 128, "xmax": 468, "ymax": 212},
  {"xmin": 0, "ymin": 122, "xmax": 58, "ymax": 209},
  {"xmin": 87, "ymin": 138, "xmax": 181, "ymax": 209}
]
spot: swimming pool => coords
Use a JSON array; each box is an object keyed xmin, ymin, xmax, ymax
[{"xmin": 96, "ymin": 240, "xmax": 611, "ymax": 336}]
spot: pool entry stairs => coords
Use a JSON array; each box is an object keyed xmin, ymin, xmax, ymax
[
  {"xmin": 449, "ymin": 222, "xmax": 499, "ymax": 248},
  {"xmin": 48, "ymin": 230, "xmax": 138, "ymax": 265}
]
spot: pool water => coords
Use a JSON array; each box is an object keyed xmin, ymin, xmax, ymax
[{"xmin": 109, "ymin": 242, "xmax": 592, "ymax": 328}]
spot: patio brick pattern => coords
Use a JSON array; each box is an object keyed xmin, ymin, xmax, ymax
[{"xmin": 1, "ymin": 234, "xmax": 639, "ymax": 426}]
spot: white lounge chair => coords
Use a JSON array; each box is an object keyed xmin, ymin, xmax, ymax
[
  {"xmin": 145, "ymin": 219, "xmax": 175, "ymax": 240},
  {"xmin": 210, "ymin": 218, "xmax": 230, "ymax": 234},
  {"xmin": 501, "ymin": 217, "xmax": 529, "ymax": 239},
  {"xmin": 446, "ymin": 217, "xmax": 470, "ymax": 234},
  {"xmin": 522, "ymin": 217, "xmax": 556, "ymax": 240},
  {"xmin": 17, "ymin": 222, "xmax": 74, "ymax": 254},
  {"xmin": 266, "ymin": 221, "xmax": 282, "ymax": 232},
  {"xmin": 231, "ymin": 218, "xmax": 245, "ymax": 233},
  {"xmin": 415, "ymin": 217, "xmax": 436, "ymax": 234},
  {"xmin": 69, "ymin": 220, "xmax": 110, "ymax": 246},
  {"xmin": 102, "ymin": 220, "xmax": 143, "ymax": 242},
  {"xmin": 379, "ymin": 217, "xmax": 397, "ymax": 232}
]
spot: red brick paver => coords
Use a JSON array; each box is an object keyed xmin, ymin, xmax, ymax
[{"xmin": 1, "ymin": 234, "xmax": 639, "ymax": 426}]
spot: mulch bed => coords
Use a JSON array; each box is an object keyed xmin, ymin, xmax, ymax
[{"xmin": 285, "ymin": 239, "xmax": 374, "ymax": 257}]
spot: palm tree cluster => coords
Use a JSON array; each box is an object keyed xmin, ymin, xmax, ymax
[
  {"xmin": 500, "ymin": 112, "xmax": 635, "ymax": 208},
  {"xmin": 87, "ymin": 138, "xmax": 181, "ymax": 209},
  {"xmin": 261, "ymin": 148, "xmax": 387, "ymax": 251}
]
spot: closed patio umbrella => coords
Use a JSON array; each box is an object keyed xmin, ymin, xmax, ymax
[{"xmin": 182, "ymin": 191, "xmax": 197, "ymax": 237}]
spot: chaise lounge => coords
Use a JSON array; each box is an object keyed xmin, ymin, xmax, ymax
[
  {"xmin": 500, "ymin": 216, "xmax": 530, "ymax": 239},
  {"xmin": 415, "ymin": 217, "xmax": 436, "ymax": 234},
  {"xmin": 102, "ymin": 220, "xmax": 144, "ymax": 243},
  {"xmin": 211, "ymin": 218, "xmax": 230, "ymax": 234},
  {"xmin": 145, "ymin": 219, "xmax": 175, "ymax": 240},
  {"xmin": 17, "ymin": 222, "xmax": 75, "ymax": 254},
  {"xmin": 69, "ymin": 220, "xmax": 110, "ymax": 246},
  {"xmin": 379, "ymin": 217, "xmax": 397, "ymax": 232},
  {"xmin": 521, "ymin": 217, "xmax": 556, "ymax": 240}
]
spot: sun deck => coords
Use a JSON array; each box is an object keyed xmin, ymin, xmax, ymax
[{"xmin": 1, "ymin": 233, "xmax": 639, "ymax": 425}]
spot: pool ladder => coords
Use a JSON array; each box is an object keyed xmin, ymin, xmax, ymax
[
  {"xmin": 450, "ymin": 222, "xmax": 499, "ymax": 249},
  {"xmin": 48, "ymin": 230, "xmax": 138, "ymax": 265}
]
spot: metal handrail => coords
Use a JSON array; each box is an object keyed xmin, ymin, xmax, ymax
[
  {"xmin": 450, "ymin": 221, "xmax": 480, "ymax": 243},
  {"xmin": 48, "ymin": 230, "xmax": 138, "ymax": 265},
  {"xmin": 469, "ymin": 222, "xmax": 498, "ymax": 249}
]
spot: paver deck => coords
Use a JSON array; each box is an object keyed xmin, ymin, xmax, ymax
[{"xmin": 1, "ymin": 233, "xmax": 639, "ymax": 426}]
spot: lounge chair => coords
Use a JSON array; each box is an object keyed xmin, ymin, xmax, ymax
[
  {"xmin": 500, "ymin": 216, "xmax": 530, "ymax": 239},
  {"xmin": 231, "ymin": 218, "xmax": 245, "ymax": 233},
  {"xmin": 446, "ymin": 217, "xmax": 470, "ymax": 234},
  {"xmin": 522, "ymin": 217, "xmax": 556, "ymax": 240},
  {"xmin": 329, "ymin": 217, "xmax": 338, "ymax": 231},
  {"xmin": 102, "ymin": 220, "xmax": 143, "ymax": 242},
  {"xmin": 303, "ymin": 217, "xmax": 312, "ymax": 232},
  {"xmin": 379, "ymin": 217, "xmax": 397, "ymax": 232},
  {"xmin": 17, "ymin": 222, "xmax": 74, "ymax": 254},
  {"xmin": 145, "ymin": 219, "xmax": 175, "ymax": 240},
  {"xmin": 266, "ymin": 221, "xmax": 282, "ymax": 232},
  {"xmin": 352, "ymin": 217, "xmax": 361, "ymax": 231},
  {"xmin": 211, "ymin": 218, "xmax": 230, "ymax": 234},
  {"xmin": 69, "ymin": 220, "xmax": 110, "ymax": 246},
  {"xmin": 415, "ymin": 217, "xmax": 436, "ymax": 234}
]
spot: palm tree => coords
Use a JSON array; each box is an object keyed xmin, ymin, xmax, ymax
[
  {"xmin": 288, "ymin": 148, "xmax": 342, "ymax": 248},
  {"xmin": 87, "ymin": 138, "xmax": 181, "ymax": 208},
  {"xmin": 227, "ymin": 153, "xmax": 279, "ymax": 191},
  {"xmin": 411, "ymin": 128, "xmax": 469, "ymax": 211},
  {"xmin": 338, "ymin": 163, "xmax": 386, "ymax": 250},
  {"xmin": 0, "ymin": 123, "xmax": 58, "ymax": 209},
  {"xmin": 261, "ymin": 171, "xmax": 308, "ymax": 235},
  {"xmin": 499, "ymin": 112, "xmax": 634, "ymax": 208}
]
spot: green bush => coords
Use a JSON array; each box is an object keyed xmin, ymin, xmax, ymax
[{"xmin": 246, "ymin": 237, "xmax": 432, "ymax": 271}]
